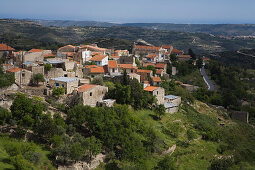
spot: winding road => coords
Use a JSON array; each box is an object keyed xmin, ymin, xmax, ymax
[{"xmin": 200, "ymin": 66, "xmax": 215, "ymax": 91}]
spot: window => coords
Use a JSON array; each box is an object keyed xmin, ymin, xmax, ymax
[
  {"xmin": 131, "ymin": 69, "xmax": 133, "ymax": 73},
  {"xmin": 22, "ymin": 72, "xmax": 25, "ymax": 77},
  {"xmin": 62, "ymin": 84, "xmax": 64, "ymax": 87},
  {"xmin": 56, "ymin": 83, "xmax": 59, "ymax": 87},
  {"xmin": 157, "ymin": 91, "xmax": 158, "ymax": 95},
  {"xmin": 90, "ymin": 92, "xmax": 92, "ymax": 96},
  {"xmin": 112, "ymin": 68, "xmax": 115, "ymax": 72}
]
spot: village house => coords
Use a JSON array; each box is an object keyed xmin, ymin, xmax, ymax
[
  {"xmin": 128, "ymin": 73, "xmax": 141, "ymax": 83},
  {"xmin": 0, "ymin": 44, "xmax": 15, "ymax": 64},
  {"xmin": 177, "ymin": 55, "xmax": 192, "ymax": 62},
  {"xmin": 109, "ymin": 54, "xmax": 120, "ymax": 61},
  {"xmin": 162, "ymin": 45, "xmax": 173, "ymax": 54},
  {"xmin": 6, "ymin": 67, "xmax": 32, "ymax": 86},
  {"xmin": 144, "ymin": 86, "xmax": 165, "ymax": 105},
  {"xmin": 118, "ymin": 64, "xmax": 137, "ymax": 74},
  {"xmin": 57, "ymin": 45, "xmax": 77, "ymax": 59},
  {"xmin": 164, "ymin": 95, "xmax": 181, "ymax": 106},
  {"xmin": 171, "ymin": 49, "xmax": 184, "ymax": 56},
  {"xmin": 84, "ymin": 65, "xmax": 105, "ymax": 78},
  {"xmin": 118, "ymin": 55, "xmax": 136, "ymax": 65},
  {"xmin": 76, "ymin": 84, "xmax": 108, "ymax": 107},
  {"xmin": 152, "ymin": 77, "xmax": 162, "ymax": 86},
  {"xmin": 22, "ymin": 49, "xmax": 52, "ymax": 63},
  {"xmin": 143, "ymin": 63, "xmax": 167, "ymax": 72},
  {"xmin": 23, "ymin": 61, "xmax": 45, "ymax": 75},
  {"xmin": 108, "ymin": 60, "xmax": 119, "ymax": 76},
  {"xmin": 46, "ymin": 68, "xmax": 64, "ymax": 79},
  {"xmin": 2, "ymin": 64, "xmax": 13, "ymax": 72},
  {"xmin": 90, "ymin": 55, "xmax": 108, "ymax": 66},
  {"xmin": 115, "ymin": 50, "xmax": 129, "ymax": 56},
  {"xmin": 49, "ymin": 77, "xmax": 79, "ymax": 94},
  {"xmin": 136, "ymin": 69, "xmax": 153, "ymax": 83},
  {"xmin": 132, "ymin": 45, "xmax": 161, "ymax": 56},
  {"xmin": 156, "ymin": 69, "xmax": 164, "ymax": 77},
  {"xmin": 144, "ymin": 54, "xmax": 157, "ymax": 62},
  {"xmin": 98, "ymin": 99, "xmax": 116, "ymax": 107},
  {"xmin": 164, "ymin": 102, "xmax": 179, "ymax": 114}
]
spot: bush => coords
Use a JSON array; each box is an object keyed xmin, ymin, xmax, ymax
[
  {"xmin": 52, "ymin": 87, "xmax": 65, "ymax": 97},
  {"xmin": 44, "ymin": 63, "xmax": 52, "ymax": 72},
  {"xmin": 32, "ymin": 73, "xmax": 45, "ymax": 86},
  {"xmin": 0, "ymin": 107, "xmax": 12, "ymax": 125},
  {"xmin": 210, "ymin": 157, "xmax": 234, "ymax": 170},
  {"xmin": 163, "ymin": 122, "xmax": 184, "ymax": 138},
  {"xmin": 187, "ymin": 129, "xmax": 197, "ymax": 141}
]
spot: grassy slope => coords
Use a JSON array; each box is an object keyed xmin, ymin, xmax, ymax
[
  {"xmin": 131, "ymin": 100, "xmax": 255, "ymax": 169},
  {"xmin": 175, "ymin": 70, "xmax": 207, "ymax": 88},
  {"xmin": 0, "ymin": 136, "xmax": 55, "ymax": 170}
]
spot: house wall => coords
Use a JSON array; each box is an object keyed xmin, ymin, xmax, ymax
[
  {"xmin": 109, "ymin": 68, "xmax": 119, "ymax": 76},
  {"xmin": 46, "ymin": 68, "xmax": 64, "ymax": 79},
  {"xmin": 31, "ymin": 66, "xmax": 44, "ymax": 75},
  {"xmin": 119, "ymin": 56, "xmax": 135, "ymax": 65},
  {"xmin": 165, "ymin": 97, "xmax": 181, "ymax": 106},
  {"xmin": 49, "ymin": 79, "xmax": 79, "ymax": 94},
  {"xmin": 23, "ymin": 50, "xmax": 51, "ymax": 62},
  {"xmin": 14, "ymin": 70, "xmax": 32, "ymax": 86},
  {"xmin": 80, "ymin": 86, "xmax": 108, "ymax": 107},
  {"xmin": 165, "ymin": 106, "xmax": 178, "ymax": 113},
  {"xmin": 152, "ymin": 87, "xmax": 165, "ymax": 105},
  {"xmin": 64, "ymin": 61, "xmax": 75, "ymax": 71}
]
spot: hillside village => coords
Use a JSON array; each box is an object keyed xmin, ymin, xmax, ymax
[{"xmin": 0, "ymin": 42, "xmax": 202, "ymax": 113}]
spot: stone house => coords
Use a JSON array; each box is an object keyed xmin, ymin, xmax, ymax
[
  {"xmin": 152, "ymin": 77, "xmax": 162, "ymax": 86},
  {"xmin": 164, "ymin": 102, "xmax": 179, "ymax": 113},
  {"xmin": 98, "ymin": 99, "xmax": 116, "ymax": 107},
  {"xmin": 23, "ymin": 49, "xmax": 52, "ymax": 63},
  {"xmin": 162, "ymin": 45, "xmax": 173, "ymax": 54},
  {"xmin": 23, "ymin": 62, "xmax": 45, "ymax": 75},
  {"xmin": 57, "ymin": 45, "xmax": 77, "ymax": 59},
  {"xmin": 84, "ymin": 65, "xmax": 105, "ymax": 78},
  {"xmin": 76, "ymin": 84, "xmax": 108, "ymax": 107},
  {"xmin": 0, "ymin": 44, "xmax": 15, "ymax": 64},
  {"xmin": 108, "ymin": 60, "xmax": 119, "ymax": 76},
  {"xmin": 90, "ymin": 55, "xmax": 108, "ymax": 66},
  {"xmin": 118, "ymin": 64, "xmax": 137, "ymax": 74},
  {"xmin": 49, "ymin": 77, "xmax": 79, "ymax": 94},
  {"xmin": 6, "ymin": 67, "xmax": 32, "ymax": 86},
  {"xmin": 144, "ymin": 86, "xmax": 165, "ymax": 105},
  {"xmin": 164, "ymin": 95, "xmax": 181, "ymax": 106},
  {"xmin": 118, "ymin": 55, "xmax": 136, "ymax": 65},
  {"xmin": 177, "ymin": 55, "xmax": 192, "ymax": 62},
  {"xmin": 2, "ymin": 64, "xmax": 13, "ymax": 72},
  {"xmin": 46, "ymin": 68, "xmax": 64, "ymax": 79},
  {"xmin": 115, "ymin": 50, "xmax": 129, "ymax": 56},
  {"xmin": 136, "ymin": 69, "xmax": 153, "ymax": 83},
  {"xmin": 132, "ymin": 45, "xmax": 161, "ymax": 57},
  {"xmin": 156, "ymin": 69, "xmax": 164, "ymax": 77},
  {"xmin": 171, "ymin": 49, "xmax": 184, "ymax": 56},
  {"xmin": 128, "ymin": 73, "xmax": 141, "ymax": 83},
  {"xmin": 144, "ymin": 54, "xmax": 157, "ymax": 62}
]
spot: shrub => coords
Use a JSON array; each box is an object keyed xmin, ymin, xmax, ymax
[
  {"xmin": 187, "ymin": 129, "xmax": 197, "ymax": 141},
  {"xmin": 52, "ymin": 87, "xmax": 65, "ymax": 97}
]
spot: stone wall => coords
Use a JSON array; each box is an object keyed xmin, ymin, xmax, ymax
[
  {"xmin": 152, "ymin": 87, "xmax": 165, "ymax": 105},
  {"xmin": 231, "ymin": 111, "xmax": 249, "ymax": 123},
  {"xmin": 46, "ymin": 68, "xmax": 64, "ymax": 79}
]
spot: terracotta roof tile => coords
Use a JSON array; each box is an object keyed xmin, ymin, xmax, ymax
[
  {"xmin": 29, "ymin": 49, "xmax": 44, "ymax": 52},
  {"xmin": 152, "ymin": 77, "xmax": 162, "ymax": 82},
  {"xmin": 6, "ymin": 67, "xmax": 22, "ymax": 72},
  {"xmin": 154, "ymin": 63, "xmax": 166, "ymax": 69},
  {"xmin": 135, "ymin": 45, "xmax": 161, "ymax": 51},
  {"xmin": 90, "ymin": 67, "xmax": 105, "ymax": 73},
  {"xmin": 172, "ymin": 49, "xmax": 184, "ymax": 55},
  {"xmin": 77, "ymin": 84, "xmax": 96, "ymax": 92},
  {"xmin": 137, "ymin": 69, "xmax": 152, "ymax": 73},
  {"xmin": 118, "ymin": 64, "xmax": 137, "ymax": 69},
  {"xmin": 162, "ymin": 45, "xmax": 173, "ymax": 49},
  {"xmin": 146, "ymin": 54, "xmax": 157, "ymax": 58},
  {"xmin": 156, "ymin": 69, "xmax": 163, "ymax": 74},
  {"xmin": 86, "ymin": 65, "xmax": 99, "ymax": 69},
  {"xmin": 90, "ymin": 55, "xmax": 107, "ymax": 62},
  {"xmin": 59, "ymin": 45, "xmax": 76, "ymax": 50},
  {"xmin": 144, "ymin": 86, "xmax": 158, "ymax": 92},
  {"xmin": 178, "ymin": 55, "xmax": 191, "ymax": 59},
  {"xmin": 108, "ymin": 60, "xmax": 118, "ymax": 68},
  {"xmin": 0, "ymin": 44, "xmax": 14, "ymax": 51}
]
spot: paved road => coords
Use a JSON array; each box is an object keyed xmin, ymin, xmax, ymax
[{"xmin": 200, "ymin": 66, "xmax": 215, "ymax": 91}]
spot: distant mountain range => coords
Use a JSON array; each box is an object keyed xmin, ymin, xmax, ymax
[
  {"xmin": 29, "ymin": 19, "xmax": 255, "ymax": 36},
  {"xmin": 2, "ymin": 19, "xmax": 255, "ymax": 55}
]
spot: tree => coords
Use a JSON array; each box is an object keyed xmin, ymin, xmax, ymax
[
  {"xmin": 0, "ymin": 107, "xmax": 12, "ymax": 125},
  {"xmin": 44, "ymin": 63, "xmax": 52, "ymax": 72},
  {"xmin": 32, "ymin": 73, "xmax": 45, "ymax": 86},
  {"xmin": 155, "ymin": 156, "xmax": 177, "ymax": 170},
  {"xmin": 91, "ymin": 76, "xmax": 104, "ymax": 86},
  {"xmin": 188, "ymin": 48, "xmax": 196, "ymax": 60},
  {"xmin": 154, "ymin": 104, "xmax": 166, "ymax": 119},
  {"xmin": 84, "ymin": 136, "xmax": 102, "ymax": 161},
  {"xmin": 197, "ymin": 57, "xmax": 203, "ymax": 69},
  {"xmin": 70, "ymin": 143, "xmax": 85, "ymax": 161},
  {"xmin": 52, "ymin": 87, "xmax": 65, "ymax": 97}
]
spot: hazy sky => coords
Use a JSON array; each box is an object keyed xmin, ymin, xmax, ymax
[{"xmin": 1, "ymin": 0, "xmax": 255, "ymax": 24}]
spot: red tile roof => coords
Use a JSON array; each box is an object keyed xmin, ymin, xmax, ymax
[
  {"xmin": 172, "ymin": 49, "xmax": 184, "ymax": 55},
  {"xmin": 6, "ymin": 67, "xmax": 22, "ymax": 72},
  {"xmin": 178, "ymin": 55, "xmax": 191, "ymax": 59},
  {"xmin": 90, "ymin": 67, "xmax": 105, "ymax": 73},
  {"xmin": 146, "ymin": 54, "xmax": 157, "ymax": 58},
  {"xmin": 108, "ymin": 60, "xmax": 118, "ymax": 68},
  {"xmin": 0, "ymin": 44, "xmax": 14, "ymax": 51},
  {"xmin": 156, "ymin": 69, "xmax": 163, "ymax": 74},
  {"xmin": 144, "ymin": 86, "xmax": 158, "ymax": 92},
  {"xmin": 59, "ymin": 45, "xmax": 76, "ymax": 50},
  {"xmin": 118, "ymin": 64, "xmax": 137, "ymax": 69},
  {"xmin": 90, "ymin": 55, "xmax": 107, "ymax": 62},
  {"xmin": 86, "ymin": 65, "xmax": 99, "ymax": 69},
  {"xmin": 80, "ymin": 45, "xmax": 107, "ymax": 51},
  {"xmin": 110, "ymin": 55, "xmax": 120, "ymax": 59},
  {"xmin": 29, "ymin": 49, "xmax": 44, "ymax": 52},
  {"xmin": 77, "ymin": 84, "xmax": 96, "ymax": 92},
  {"xmin": 43, "ymin": 53, "xmax": 56, "ymax": 57},
  {"xmin": 162, "ymin": 45, "xmax": 173, "ymax": 49},
  {"xmin": 137, "ymin": 69, "xmax": 152, "ymax": 73},
  {"xmin": 152, "ymin": 77, "xmax": 162, "ymax": 82},
  {"xmin": 154, "ymin": 63, "xmax": 166, "ymax": 69},
  {"xmin": 135, "ymin": 45, "xmax": 161, "ymax": 51},
  {"xmin": 203, "ymin": 57, "xmax": 210, "ymax": 61}
]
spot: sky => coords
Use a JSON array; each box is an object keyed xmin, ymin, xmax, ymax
[{"xmin": 1, "ymin": 0, "xmax": 255, "ymax": 24}]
